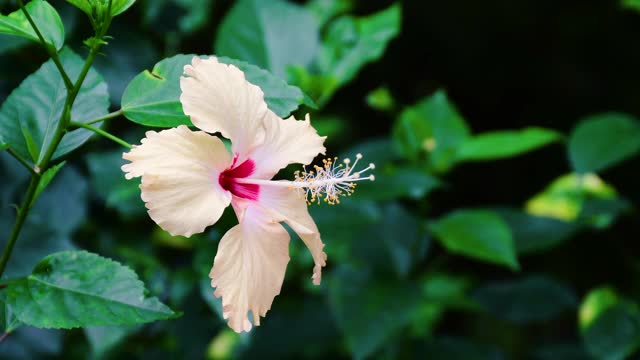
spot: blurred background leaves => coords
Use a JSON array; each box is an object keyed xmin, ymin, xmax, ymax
[{"xmin": 1, "ymin": 0, "xmax": 640, "ymax": 359}]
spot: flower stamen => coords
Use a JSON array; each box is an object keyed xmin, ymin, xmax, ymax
[
  {"xmin": 294, "ymin": 154, "xmax": 375, "ymax": 205},
  {"xmin": 233, "ymin": 154, "xmax": 375, "ymax": 205}
]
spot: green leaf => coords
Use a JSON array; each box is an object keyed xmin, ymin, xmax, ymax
[
  {"xmin": 456, "ymin": 127, "xmax": 561, "ymax": 162},
  {"xmin": 121, "ymin": 54, "xmax": 194, "ymax": 127},
  {"xmin": 0, "ymin": 34, "xmax": 29, "ymax": 54},
  {"xmin": 86, "ymin": 150, "xmax": 145, "ymax": 218},
  {"xmin": 32, "ymin": 161, "xmax": 65, "ymax": 206},
  {"xmin": 568, "ymin": 113, "xmax": 640, "ymax": 173},
  {"xmin": 354, "ymin": 165, "xmax": 441, "ymax": 201},
  {"xmin": 392, "ymin": 90, "xmax": 471, "ymax": 172},
  {"xmin": 365, "ymin": 86, "xmax": 395, "ymax": 112},
  {"xmin": 381, "ymin": 205, "xmax": 428, "ymax": 277},
  {"xmin": 306, "ymin": 0, "xmax": 353, "ymax": 27},
  {"xmin": 621, "ymin": 0, "xmax": 640, "ymax": 11},
  {"xmin": 0, "ymin": 47, "xmax": 109, "ymax": 163},
  {"xmin": 66, "ymin": 0, "xmax": 136, "ymax": 17},
  {"xmin": 121, "ymin": 54, "xmax": 315, "ymax": 127},
  {"xmin": 579, "ymin": 287, "xmax": 620, "ymax": 331},
  {"xmin": 429, "ymin": 209, "xmax": 519, "ymax": 270},
  {"xmin": 0, "ymin": 0, "xmax": 65, "ymax": 50},
  {"xmin": 215, "ymin": 0, "xmax": 319, "ymax": 77},
  {"xmin": 583, "ymin": 303, "xmax": 640, "ymax": 360},
  {"xmin": 1, "ymin": 299, "xmax": 20, "ymax": 333},
  {"xmin": 84, "ymin": 325, "xmax": 139, "ymax": 358},
  {"xmin": 317, "ymin": 3, "xmax": 400, "ymax": 87},
  {"xmin": 0, "ymin": 160, "xmax": 84, "ymax": 278},
  {"xmin": 473, "ymin": 275, "xmax": 577, "ymax": 324},
  {"xmin": 578, "ymin": 288, "xmax": 640, "ymax": 358},
  {"xmin": 328, "ymin": 266, "xmax": 421, "ymax": 359},
  {"xmin": 31, "ymin": 165, "xmax": 88, "ymax": 235},
  {"xmin": 526, "ymin": 173, "xmax": 619, "ymax": 226},
  {"xmin": 496, "ymin": 208, "xmax": 579, "ymax": 255},
  {"xmin": 224, "ymin": 56, "xmax": 318, "ymax": 115},
  {"xmin": 0, "ymin": 251, "xmax": 176, "ymax": 328},
  {"xmin": 93, "ymin": 30, "xmax": 159, "ymax": 107}
]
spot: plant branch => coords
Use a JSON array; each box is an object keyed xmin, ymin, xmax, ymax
[
  {"xmin": 0, "ymin": 17, "xmax": 114, "ymax": 279},
  {"xmin": 16, "ymin": 0, "xmax": 73, "ymax": 91},
  {"xmin": 6, "ymin": 148, "xmax": 37, "ymax": 176},
  {"xmin": 0, "ymin": 177, "xmax": 39, "ymax": 277},
  {"xmin": 84, "ymin": 109, "xmax": 123, "ymax": 125},
  {"xmin": 69, "ymin": 122, "xmax": 132, "ymax": 149},
  {"xmin": 0, "ymin": 332, "xmax": 10, "ymax": 345}
]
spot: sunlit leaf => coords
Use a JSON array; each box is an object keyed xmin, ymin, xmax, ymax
[
  {"xmin": 0, "ymin": 0, "xmax": 64, "ymax": 50},
  {"xmin": 473, "ymin": 275, "xmax": 577, "ymax": 324},
  {"xmin": 215, "ymin": 0, "xmax": 319, "ymax": 77},
  {"xmin": 578, "ymin": 287, "xmax": 640, "ymax": 359},
  {"xmin": 429, "ymin": 209, "xmax": 519, "ymax": 270},
  {"xmin": 526, "ymin": 173, "xmax": 621, "ymax": 228},
  {"xmin": 579, "ymin": 287, "xmax": 620, "ymax": 331},
  {"xmin": 1, "ymin": 251, "xmax": 176, "ymax": 328},
  {"xmin": 456, "ymin": 127, "xmax": 561, "ymax": 162},
  {"xmin": 0, "ymin": 47, "xmax": 109, "ymax": 163},
  {"xmin": 568, "ymin": 113, "xmax": 640, "ymax": 173},
  {"xmin": 121, "ymin": 54, "xmax": 314, "ymax": 127},
  {"xmin": 581, "ymin": 299, "xmax": 640, "ymax": 360}
]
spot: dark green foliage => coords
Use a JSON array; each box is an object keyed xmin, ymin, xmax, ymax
[{"xmin": 2, "ymin": 0, "xmax": 640, "ymax": 359}]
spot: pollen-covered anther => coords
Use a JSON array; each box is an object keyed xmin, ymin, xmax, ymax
[{"xmin": 293, "ymin": 154, "xmax": 376, "ymax": 205}]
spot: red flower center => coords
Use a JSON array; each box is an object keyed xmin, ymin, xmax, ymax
[{"xmin": 219, "ymin": 158, "xmax": 259, "ymax": 200}]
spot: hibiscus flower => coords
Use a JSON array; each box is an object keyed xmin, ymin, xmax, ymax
[{"xmin": 122, "ymin": 56, "xmax": 374, "ymax": 332}]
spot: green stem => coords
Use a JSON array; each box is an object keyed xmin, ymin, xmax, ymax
[
  {"xmin": 0, "ymin": 177, "xmax": 39, "ymax": 277},
  {"xmin": 16, "ymin": 0, "xmax": 73, "ymax": 91},
  {"xmin": 0, "ymin": 16, "xmax": 113, "ymax": 279},
  {"xmin": 84, "ymin": 109, "xmax": 123, "ymax": 125},
  {"xmin": 69, "ymin": 122, "xmax": 132, "ymax": 149},
  {"xmin": 6, "ymin": 148, "xmax": 37, "ymax": 176}
]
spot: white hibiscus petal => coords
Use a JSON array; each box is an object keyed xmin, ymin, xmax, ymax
[
  {"xmin": 258, "ymin": 186, "xmax": 327, "ymax": 285},
  {"xmin": 180, "ymin": 56, "xmax": 267, "ymax": 160},
  {"xmin": 209, "ymin": 205, "xmax": 290, "ymax": 332},
  {"xmin": 122, "ymin": 125, "xmax": 232, "ymax": 237},
  {"xmin": 250, "ymin": 112, "xmax": 326, "ymax": 179}
]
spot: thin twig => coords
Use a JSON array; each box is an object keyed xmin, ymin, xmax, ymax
[
  {"xmin": 16, "ymin": 0, "xmax": 73, "ymax": 90},
  {"xmin": 69, "ymin": 122, "xmax": 132, "ymax": 149},
  {"xmin": 84, "ymin": 109, "xmax": 123, "ymax": 125},
  {"xmin": 6, "ymin": 148, "xmax": 37, "ymax": 176}
]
